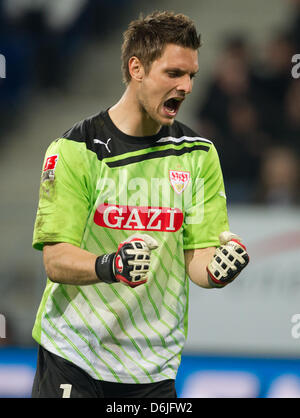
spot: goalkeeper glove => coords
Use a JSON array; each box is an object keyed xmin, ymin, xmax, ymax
[
  {"xmin": 207, "ymin": 231, "xmax": 249, "ymax": 288},
  {"xmin": 95, "ymin": 234, "xmax": 158, "ymax": 287}
]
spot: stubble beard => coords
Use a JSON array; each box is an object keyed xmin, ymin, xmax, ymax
[{"xmin": 138, "ymin": 91, "xmax": 174, "ymax": 131}]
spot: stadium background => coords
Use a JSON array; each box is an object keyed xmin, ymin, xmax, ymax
[{"xmin": 0, "ymin": 0, "xmax": 300, "ymax": 398}]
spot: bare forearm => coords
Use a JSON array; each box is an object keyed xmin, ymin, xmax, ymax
[
  {"xmin": 43, "ymin": 243, "xmax": 99, "ymax": 285},
  {"xmin": 184, "ymin": 247, "xmax": 216, "ymax": 288}
]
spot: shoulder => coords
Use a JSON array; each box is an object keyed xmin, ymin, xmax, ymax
[
  {"xmin": 162, "ymin": 120, "xmax": 214, "ymax": 153},
  {"xmin": 57, "ymin": 111, "xmax": 113, "ymax": 160},
  {"xmin": 43, "ymin": 112, "xmax": 108, "ymax": 167},
  {"xmin": 62, "ymin": 111, "xmax": 105, "ymax": 146},
  {"xmin": 172, "ymin": 120, "xmax": 213, "ymax": 143},
  {"xmin": 172, "ymin": 119, "xmax": 198, "ymax": 137}
]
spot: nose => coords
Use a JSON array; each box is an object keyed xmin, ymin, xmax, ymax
[{"xmin": 176, "ymin": 74, "xmax": 193, "ymax": 95}]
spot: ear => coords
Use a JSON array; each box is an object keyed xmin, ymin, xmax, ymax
[{"xmin": 128, "ymin": 56, "xmax": 145, "ymax": 82}]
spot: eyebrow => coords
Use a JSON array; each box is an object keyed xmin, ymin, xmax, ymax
[{"xmin": 165, "ymin": 67, "xmax": 199, "ymax": 77}]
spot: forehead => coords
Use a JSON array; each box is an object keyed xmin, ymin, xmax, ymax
[{"xmin": 152, "ymin": 43, "xmax": 199, "ymax": 72}]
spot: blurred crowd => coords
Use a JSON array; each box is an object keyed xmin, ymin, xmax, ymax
[
  {"xmin": 0, "ymin": 0, "xmax": 131, "ymax": 134},
  {"xmin": 196, "ymin": 1, "xmax": 300, "ymax": 205},
  {"xmin": 0, "ymin": 0, "xmax": 299, "ymax": 206}
]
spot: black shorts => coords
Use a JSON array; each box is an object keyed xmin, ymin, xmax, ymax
[{"xmin": 31, "ymin": 345, "xmax": 177, "ymax": 398}]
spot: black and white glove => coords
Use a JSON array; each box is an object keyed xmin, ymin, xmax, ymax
[
  {"xmin": 95, "ymin": 234, "xmax": 158, "ymax": 287},
  {"xmin": 207, "ymin": 231, "xmax": 249, "ymax": 288}
]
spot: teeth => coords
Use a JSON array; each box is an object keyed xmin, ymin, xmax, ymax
[
  {"xmin": 164, "ymin": 107, "xmax": 176, "ymax": 116},
  {"xmin": 163, "ymin": 97, "xmax": 184, "ymax": 117}
]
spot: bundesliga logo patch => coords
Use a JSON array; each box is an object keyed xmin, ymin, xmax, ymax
[
  {"xmin": 169, "ymin": 170, "xmax": 190, "ymax": 194},
  {"xmin": 42, "ymin": 154, "xmax": 59, "ymax": 182}
]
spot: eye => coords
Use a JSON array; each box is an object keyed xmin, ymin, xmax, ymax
[{"xmin": 167, "ymin": 71, "xmax": 180, "ymax": 78}]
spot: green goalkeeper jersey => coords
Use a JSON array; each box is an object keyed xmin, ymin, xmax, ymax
[{"xmin": 32, "ymin": 109, "xmax": 229, "ymax": 383}]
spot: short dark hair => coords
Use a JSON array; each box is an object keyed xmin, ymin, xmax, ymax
[{"xmin": 121, "ymin": 11, "xmax": 202, "ymax": 85}]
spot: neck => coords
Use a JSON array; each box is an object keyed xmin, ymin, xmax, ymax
[{"xmin": 108, "ymin": 86, "xmax": 162, "ymax": 137}]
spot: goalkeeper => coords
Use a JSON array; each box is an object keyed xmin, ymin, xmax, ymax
[{"xmin": 31, "ymin": 11, "xmax": 249, "ymax": 398}]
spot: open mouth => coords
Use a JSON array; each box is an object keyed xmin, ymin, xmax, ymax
[{"xmin": 162, "ymin": 97, "xmax": 183, "ymax": 117}]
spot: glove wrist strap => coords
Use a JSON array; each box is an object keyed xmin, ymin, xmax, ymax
[
  {"xmin": 95, "ymin": 253, "xmax": 118, "ymax": 284},
  {"xmin": 207, "ymin": 270, "xmax": 227, "ymax": 288}
]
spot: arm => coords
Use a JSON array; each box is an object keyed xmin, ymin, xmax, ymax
[
  {"xmin": 185, "ymin": 232, "xmax": 250, "ymax": 289},
  {"xmin": 43, "ymin": 243, "xmax": 99, "ymax": 285},
  {"xmin": 43, "ymin": 234, "xmax": 158, "ymax": 287},
  {"xmin": 184, "ymin": 247, "xmax": 216, "ymax": 288}
]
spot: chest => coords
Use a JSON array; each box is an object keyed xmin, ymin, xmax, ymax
[{"xmin": 92, "ymin": 154, "xmax": 204, "ymax": 234}]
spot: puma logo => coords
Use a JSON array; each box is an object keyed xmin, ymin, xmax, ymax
[{"xmin": 93, "ymin": 138, "xmax": 112, "ymax": 153}]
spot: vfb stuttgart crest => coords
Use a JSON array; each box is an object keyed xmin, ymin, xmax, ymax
[{"xmin": 169, "ymin": 170, "xmax": 191, "ymax": 194}]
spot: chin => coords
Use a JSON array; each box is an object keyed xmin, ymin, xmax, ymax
[
  {"xmin": 156, "ymin": 111, "xmax": 176, "ymax": 126},
  {"xmin": 160, "ymin": 117, "xmax": 176, "ymax": 126},
  {"xmin": 145, "ymin": 107, "xmax": 176, "ymax": 129}
]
